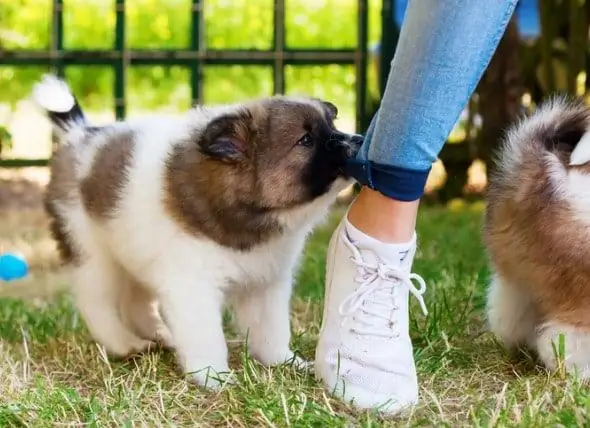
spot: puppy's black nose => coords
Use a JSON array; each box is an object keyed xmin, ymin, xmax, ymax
[
  {"xmin": 350, "ymin": 134, "xmax": 364, "ymax": 148},
  {"xmin": 327, "ymin": 133, "xmax": 364, "ymax": 150}
]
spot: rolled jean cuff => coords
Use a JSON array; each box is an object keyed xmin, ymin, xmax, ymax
[{"xmin": 346, "ymin": 158, "xmax": 431, "ymax": 202}]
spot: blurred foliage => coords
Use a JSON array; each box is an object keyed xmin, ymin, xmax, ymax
[
  {"xmin": 0, "ymin": 0, "xmax": 382, "ymax": 120},
  {"xmin": 0, "ymin": 126, "xmax": 12, "ymax": 155}
]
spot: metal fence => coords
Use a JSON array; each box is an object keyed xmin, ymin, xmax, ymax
[{"xmin": 0, "ymin": 0, "xmax": 377, "ymax": 168}]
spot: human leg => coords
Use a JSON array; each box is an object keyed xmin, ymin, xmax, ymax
[{"xmin": 316, "ymin": 0, "xmax": 519, "ymax": 414}]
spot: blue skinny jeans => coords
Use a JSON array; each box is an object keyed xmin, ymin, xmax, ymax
[{"xmin": 348, "ymin": 0, "xmax": 519, "ymax": 201}]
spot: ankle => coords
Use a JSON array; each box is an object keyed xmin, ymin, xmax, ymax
[{"xmin": 347, "ymin": 187, "xmax": 419, "ymax": 244}]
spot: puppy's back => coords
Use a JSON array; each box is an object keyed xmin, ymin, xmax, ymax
[
  {"xmin": 484, "ymin": 97, "xmax": 590, "ymax": 324},
  {"xmin": 44, "ymin": 125, "xmax": 135, "ymax": 263}
]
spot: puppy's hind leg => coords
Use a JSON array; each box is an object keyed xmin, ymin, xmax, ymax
[
  {"xmin": 72, "ymin": 253, "xmax": 152, "ymax": 357},
  {"xmin": 118, "ymin": 276, "xmax": 174, "ymax": 349},
  {"xmin": 536, "ymin": 321, "xmax": 590, "ymax": 380},
  {"xmin": 486, "ymin": 273, "xmax": 538, "ymax": 349}
]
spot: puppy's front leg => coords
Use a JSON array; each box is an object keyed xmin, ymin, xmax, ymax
[
  {"xmin": 159, "ymin": 275, "xmax": 229, "ymax": 389},
  {"xmin": 232, "ymin": 276, "xmax": 307, "ymax": 368}
]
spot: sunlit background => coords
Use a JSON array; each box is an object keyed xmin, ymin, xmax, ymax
[{"xmin": 1, "ymin": 0, "xmax": 385, "ymax": 163}]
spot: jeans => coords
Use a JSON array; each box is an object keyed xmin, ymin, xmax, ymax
[{"xmin": 347, "ymin": 0, "xmax": 519, "ymax": 201}]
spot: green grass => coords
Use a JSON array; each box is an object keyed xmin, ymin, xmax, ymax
[{"xmin": 1, "ymin": 205, "xmax": 590, "ymax": 427}]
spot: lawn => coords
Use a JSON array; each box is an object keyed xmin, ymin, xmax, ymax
[{"xmin": 0, "ymin": 201, "xmax": 589, "ymax": 427}]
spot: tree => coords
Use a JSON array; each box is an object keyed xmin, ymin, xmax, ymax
[{"xmin": 476, "ymin": 17, "xmax": 523, "ymax": 177}]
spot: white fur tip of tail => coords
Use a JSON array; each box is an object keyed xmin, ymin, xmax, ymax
[
  {"xmin": 32, "ymin": 74, "xmax": 75, "ymax": 113},
  {"xmin": 570, "ymin": 132, "xmax": 590, "ymax": 166}
]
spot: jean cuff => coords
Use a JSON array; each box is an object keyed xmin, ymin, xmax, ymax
[{"xmin": 346, "ymin": 159, "xmax": 431, "ymax": 202}]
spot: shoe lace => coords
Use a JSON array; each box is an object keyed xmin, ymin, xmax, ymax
[{"xmin": 338, "ymin": 236, "xmax": 428, "ymax": 339}]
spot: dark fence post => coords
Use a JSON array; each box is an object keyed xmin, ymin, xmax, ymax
[
  {"xmin": 114, "ymin": 0, "xmax": 126, "ymax": 119},
  {"xmin": 273, "ymin": 0, "xmax": 286, "ymax": 95},
  {"xmin": 356, "ymin": 0, "xmax": 369, "ymax": 132},
  {"xmin": 190, "ymin": 0, "xmax": 203, "ymax": 106},
  {"xmin": 378, "ymin": 0, "xmax": 398, "ymax": 96},
  {"xmin": 477, "ymin": 17, "xmax": 523, "ymax": 177},
  {"xmin": 50, "ymin": 0, "xmax": 64, "ymax": 153},
  {"xmin": 567, "ymin": 0, "xmax": 588, "ymax": 95}
]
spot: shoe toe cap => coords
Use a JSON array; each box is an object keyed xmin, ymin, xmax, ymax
[{"xmin": 315, "ymin": 361, "xmax": 418, "ymax": 416}]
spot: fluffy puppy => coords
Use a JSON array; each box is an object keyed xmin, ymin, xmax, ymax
[
  {"xmin": 484, "ymin": 97, "xmax": 590, "ymax": 378},
  {"xmin": 33, "ymin": 75, "xmax": 362, "ymax": 388}
]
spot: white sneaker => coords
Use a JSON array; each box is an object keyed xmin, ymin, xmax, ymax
[{"xmin": 315, "ymin": 219, "xmax": 428, "ymax": 414}]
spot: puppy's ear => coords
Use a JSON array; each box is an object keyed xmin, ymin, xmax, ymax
[
  {"xmin": 198, "ymin": 114, "xmax": 249, "ymax": 162},
  {"xmin": 320, "ymin": 100, "xmax": 338, "ymax": 119}
]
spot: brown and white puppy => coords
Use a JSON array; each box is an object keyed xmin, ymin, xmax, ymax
[
  {"xmin": 33, "ymin": 75, "xmax": 362, "ymax": 389},
  {"xmin": 484, "ymin": 97, "xmax": 590, "ymax": 378}
]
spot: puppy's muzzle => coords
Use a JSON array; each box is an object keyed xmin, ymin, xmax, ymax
[
  {"xmin": 327, "ymin": 132, "xmax": 364, "ymax": 157},
  {"xmin": 349, "ymin": 134, "xmax": 364, "ymax": 155}
]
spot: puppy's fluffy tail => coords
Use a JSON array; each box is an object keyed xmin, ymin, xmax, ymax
[
  {"xmin": 492, "ymin": 97, "xmax": 590, "ymax": 185},
  {"xmin": 32, "ymin": 74, "xmax": 88, "ymax": 136}
]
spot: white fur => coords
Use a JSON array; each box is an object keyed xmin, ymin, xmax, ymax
[
  {"xmin": 32, "ymin": 74, "xmax": 75, "ymax": 113},
  {"xmin": 495, "ymin": 98, "xmax": 588, "ymax": 187},
  {"xmin": 486, "ymin": 274, "xmax": 538, "ymax": 349},
  {"xmin": 565, "ymin": 170, "xmax": 590, "ymax": 225},
  {"xmin": 536, "ymin": 321, "xmax": 590, "ymax": 379},
  {"xmin": 495, "ymin": 101, "xmax": 565, "ymax": 179},
  {"xmin": 496, "ymin": 98, "xmax": 590, "ymax": 226},
  {"xmin": 53, "ymin": 104, "xmax": 348, "ymax": 389}
]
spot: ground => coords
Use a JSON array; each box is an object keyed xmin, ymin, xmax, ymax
[{"xmin": 0, "ymin": 181, "xmax": 589, "ymax": 427}]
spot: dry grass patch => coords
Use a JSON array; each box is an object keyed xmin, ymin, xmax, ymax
[{"xmin": 1, "ymin": 200, "xmax": 590, "ymax": 427}]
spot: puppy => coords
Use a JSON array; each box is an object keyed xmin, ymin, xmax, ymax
[
  {"xmin": 33, "ymin": 75, "xmax": 362, "ymax": 388},
  {"xmin": 484, "ymin": 97, "xmax": 590, "ymax": 378}
]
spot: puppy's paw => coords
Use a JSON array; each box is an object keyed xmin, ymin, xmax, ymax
[
  {"xmin": 154, "ymin": 324, "xmax": 175, "ymax": 350},
  {"xmin": 289, "ymin": 355, "xmax": 313, "ymax": 372},
  {"xmin": 105, "ymin": 338, "xmax": 156, "ymax": 360},
  {"xmin": 190, "ymin": 366, "xmax": 234, "ymax": 391},
  {"xmin": 281, "ymin": 352, "xmax": 313, "ymax": 372},
  {"xmin": 254, "ymin": 348, "xmax": 312, "ymax": 371}
]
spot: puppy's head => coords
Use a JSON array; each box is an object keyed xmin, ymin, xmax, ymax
[{"xmin": 195, "ymin": 96, "xmax": 362, "ymax": 209}]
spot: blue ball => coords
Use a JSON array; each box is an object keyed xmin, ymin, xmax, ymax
[{"xmin": 0, "ymin": 253, "xmax": 29, "ymax": 281}]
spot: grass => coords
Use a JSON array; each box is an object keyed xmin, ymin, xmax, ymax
[{"xmin": 1, "ymin": 203, "xmax": 590, "ymax": 427}]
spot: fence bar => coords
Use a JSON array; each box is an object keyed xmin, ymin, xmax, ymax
[
  {"xmin": 356, "ymin": 0, "xmax": 369, "ymax": 131},
  {"xmin": 190, "ymin": 0, "xmax": 203, "ymax": 105},
  {"xmin": 51, "ymin": 0, "xmax": 64, "ymax": 77},
  {"xmin": 1, "ymin": 50, "xmax": 359, "ymax": 64},
  {"xmin": 379, "ymin": 0, "xmax": 399, "ymax": 95},
  {"xmin": 0, "ymin": 159, "xmax": 50, "ymax": 168},
  {"xmin": 114, "ymin": 0, "xmax": 126, "ymax": 119},
  {"xmin": 273, "ymin": 0, "xmax": 286, "ymax": 94}
]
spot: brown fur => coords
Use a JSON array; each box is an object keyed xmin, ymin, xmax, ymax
[
  {"xmin": 81, "ymin": 130, "xmax": 135, "ymax": 219},
  {"xmin": 484, "ymin": 99, "xmax": 590, "ymax": 328},
  {"xmin": 45, "ymin": 128, "xmax": 135, "ymax": 264},
  {"xmin": 44, "ymin": 144, "xmax": 82, "ymax": 264},
  {"xmin": 164, "ymin": 98, "xmax": 346, "ymax": 251}
]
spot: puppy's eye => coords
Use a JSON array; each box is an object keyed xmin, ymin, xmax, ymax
[{"xmin": 297, "ymin": 133, "xmax": 314, "ymax": 148}]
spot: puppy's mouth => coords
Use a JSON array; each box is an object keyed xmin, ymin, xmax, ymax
[{"xmin": 327, "ymin": 132, "xmax": 363, "ymax": 177}]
